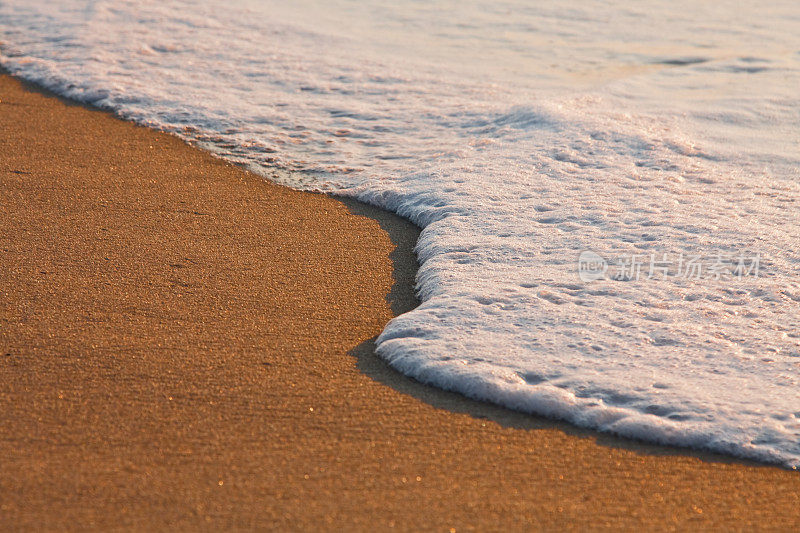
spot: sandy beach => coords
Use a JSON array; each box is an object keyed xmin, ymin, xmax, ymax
[{"xmin": 1, "ymin": 73, "xmax": 799, "ymax": 530}]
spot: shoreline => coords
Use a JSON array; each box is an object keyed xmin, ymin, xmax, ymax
[{"xmin": 2, "ymin": 73, "xmax": 799, "ymax": 529}]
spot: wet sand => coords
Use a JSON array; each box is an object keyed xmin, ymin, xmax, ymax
[{"xmin": 1, "ymin": 73, "xmax": 798, "ymax": 530}]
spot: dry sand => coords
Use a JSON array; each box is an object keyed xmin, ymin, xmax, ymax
[{"xmin": 1, "ymin": 73, "xmax": 799, "ymax": 530}]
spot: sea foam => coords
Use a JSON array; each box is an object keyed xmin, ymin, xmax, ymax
[{"xmin": 2, "ymin": 0, "xmax": 799, "ymax": 467}]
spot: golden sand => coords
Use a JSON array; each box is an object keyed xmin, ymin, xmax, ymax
[{"xmin": 1, "ymin": 74, "xmax": 798, "ymax": 530}]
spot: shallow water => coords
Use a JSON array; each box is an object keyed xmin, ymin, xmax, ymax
[{"xmin": 2, "ymin": 0, "xmax": 799, "ymax": 467}]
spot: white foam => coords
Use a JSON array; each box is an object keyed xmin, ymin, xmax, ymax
[{"xmin": 2, "ymin": 0, "xmax": 799, "ymax": 467}]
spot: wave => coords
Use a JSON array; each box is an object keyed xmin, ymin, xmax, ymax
[{"xmin": 2, "ymin": 0, "xmax": 799, "ymax": 468}]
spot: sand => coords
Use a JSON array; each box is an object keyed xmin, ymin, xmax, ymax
[{"xmin": 1, "ymin": 73, "xmax": 798, "ymax": 531}]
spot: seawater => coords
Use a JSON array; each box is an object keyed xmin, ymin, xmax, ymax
[{"xmin": 2, "ymin": 0, "xmax": 799, "ymax": 467}]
